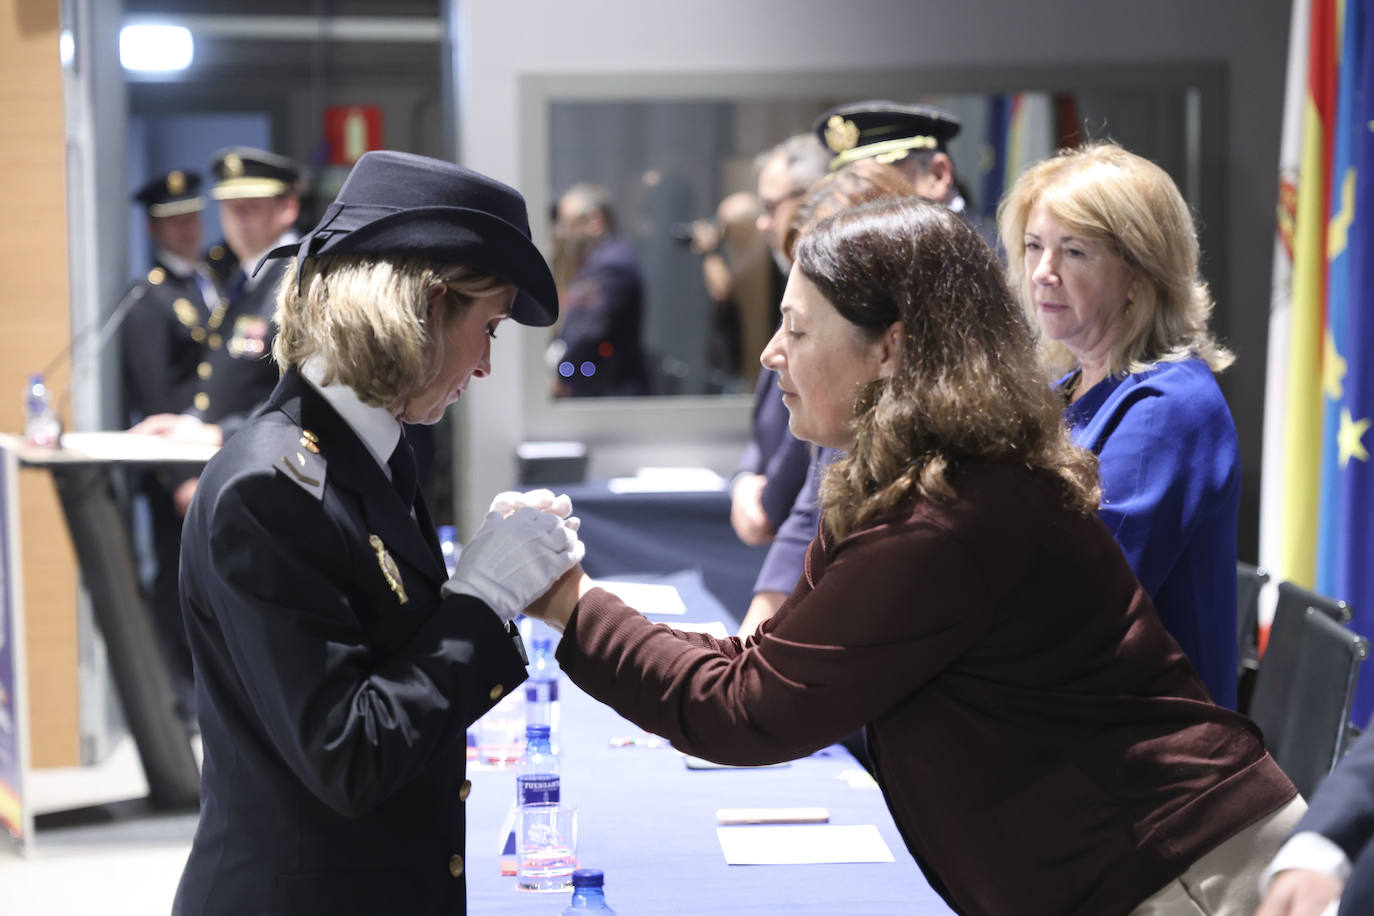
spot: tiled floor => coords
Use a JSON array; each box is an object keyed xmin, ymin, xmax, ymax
[{"xmin": 1, "ymin": 738, "xmax": 199, "ymax": 915}]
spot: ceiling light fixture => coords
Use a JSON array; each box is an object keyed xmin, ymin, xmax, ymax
[{"xmin": 119, "ymin": 24, "xmax": 194, "ymax": 73}]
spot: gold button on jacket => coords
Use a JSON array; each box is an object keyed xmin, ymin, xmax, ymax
[
  {"xmin": 458, "ymin": 779, "xmax": 471, "ymax": 802},
  {"xmin": 488, "ymin": 684, "xmax": 503, "ymax": 701},
  {"xmin": 448, "ymin": 854, "xmax": 464, "ymax": 877}
]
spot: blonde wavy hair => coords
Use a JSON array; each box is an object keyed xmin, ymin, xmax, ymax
[
  {"xmin": 796, "ymin": 198, "xmax": 1100, "ymax": 540},
  {"xmin": 997, "ymin": 141, "xmax": 1233, "ymax": 377},
  {"xmin": 272, "ymin": 254, "xmax": 511, "ymax": 408}
]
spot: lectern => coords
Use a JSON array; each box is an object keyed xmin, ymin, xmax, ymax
[{"xmin": 0, "ymin": 431, "xmax": 212, "ymax": 845}]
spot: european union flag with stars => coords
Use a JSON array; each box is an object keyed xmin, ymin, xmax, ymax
[{"xmin": 1322, "ymin": 0, "xmax": 1374, "ymax": 725}]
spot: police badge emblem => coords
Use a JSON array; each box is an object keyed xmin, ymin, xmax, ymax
[{"xmin": 369, "ymin": 534, "xmax": 408, "ymax": 604}]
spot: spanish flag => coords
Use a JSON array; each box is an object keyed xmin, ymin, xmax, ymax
[{"xmin": 1278, "ymin": 0, "xmax": 1337, "ymax": 593}]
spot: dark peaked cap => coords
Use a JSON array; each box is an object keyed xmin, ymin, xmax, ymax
[
  {"xmin": 814, "ymin": 101, "xmax": 962, "ymax": 171},
  {"xmin": 259, "ymin": 150, "xmax": 559, "ymax": 328},
  {"xmin": 133, "ymin": 169, "xmax": 205, "ymax": 217},
  {"xmin": 210, "ymin": 147, "xmax": 301, "ymax": 200}
]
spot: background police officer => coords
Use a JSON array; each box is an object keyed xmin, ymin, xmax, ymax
[
  {"xmin": 131, "ymin": 147, "xmax": 303, "ymax": 508},
  {"xmin": 128, "ymin": 150, "xmax": 303, "ymax": 724},
  {"xmin": 122, "ymin": 169, "xmax": 225, "ymax": 725}
]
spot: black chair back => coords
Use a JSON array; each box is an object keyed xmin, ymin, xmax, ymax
[
  {"xmin": 1237, "ymin": 562, "xmax": 1270, "ymax": 673},
  {"xmin": 1275, "ymin": 579, "xmax": 1354, "ymax": 625},
  {"xmin": 1237, "ymin": 562, "xmax": 1270, "ymax": 713},
  {"xmin": 1250, "ymin": 591, "xmax": 1369, "ymax": 799}
]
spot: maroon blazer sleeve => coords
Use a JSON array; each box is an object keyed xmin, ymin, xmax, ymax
[{"xmin": 555, "ymin": 515, "xmax": 993, "ymax": 765}]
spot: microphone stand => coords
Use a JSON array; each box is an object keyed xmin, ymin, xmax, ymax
[{"xmin": 44, "ymin": 284, "xmax": 146, "ymax": 439}]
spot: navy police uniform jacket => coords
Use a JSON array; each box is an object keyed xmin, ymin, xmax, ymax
[
  {"xmin": 121, "ymin": 260, "xmax": 217, "ymax": 422},
  {"xmin": 173, "ymin": 367, "xmax": 528, "ymax": 915},
  {"xmin": 185, "ymin": 259, "xmax": 288, "ymax": 440}
]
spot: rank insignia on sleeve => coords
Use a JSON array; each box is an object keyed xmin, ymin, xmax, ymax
[{"xmin": 370, "ymin": 534, "xmax": 408, "ymax": 604}]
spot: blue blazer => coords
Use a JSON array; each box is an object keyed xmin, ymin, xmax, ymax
[
  {"xmin": 174, "ymin": 368, "xmax": 527, "ymax": 915},
  {"xmin": 1063, "ymin": 357, "xmax": 1241, "ymax": 708}
]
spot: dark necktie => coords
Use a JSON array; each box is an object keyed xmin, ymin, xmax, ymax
[
  {"xmin": 227, "ymin": 270, "xmax": 247, "ymax": 305},
  {"xmin": 388, "ymin": 434, "xmax": 418, "ymax": 511}
]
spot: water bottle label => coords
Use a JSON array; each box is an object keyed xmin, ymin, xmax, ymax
[
  {"xmin": 517, "ymin": 775, "xmax": 560, "ymax": 806},
  {"xmin": 525, "ymin": 681, "xmax": 559, "ymax": 703}
]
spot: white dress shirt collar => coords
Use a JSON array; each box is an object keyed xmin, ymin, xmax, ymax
[
  {"xmin": 299, "ymin": 355, "xmax": 402, "ymax": 478},
  {"xmin": 156, "ymin": 248, "xmax": 198, "ymax": 279}
]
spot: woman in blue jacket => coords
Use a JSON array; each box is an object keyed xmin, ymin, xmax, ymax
[{"xmin": 999, "ymin": 142, "xmax": 1241, "ymax": 708}]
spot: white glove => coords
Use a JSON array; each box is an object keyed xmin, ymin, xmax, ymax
[
  {"xmin": 488, "ymin": 488, "xmax": 580, "ymax": 532},
  {"xmin": 442, "ymin": 507, "xmax": 585, "ymax": 622}
]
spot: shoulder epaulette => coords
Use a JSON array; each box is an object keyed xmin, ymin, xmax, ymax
[{"xmin": 274, "ymin": 428, "xmax": 326, "ymax": 500}]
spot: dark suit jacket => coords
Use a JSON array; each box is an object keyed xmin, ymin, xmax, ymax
[
  {"xmin": 555, "ymin": 236, "xmax": 648, "ymax": 396},
  {"xmin": 752, "ymin": 444, "xmax": 839, "ymax": 596},
  {"xmin": 174, "ymin": 368, "xmax": 528, "ymax": 915},
  {"xmin": 558, "ymin": 458, "xmax": 1296, "ymax": 916},
  {"xmin": 1291, "ymin": 728, "xmax": 1374, "ymax": 914},
  {"xmin": 735, "ymin": 370, "xmax": 811, "ymax": 533}
]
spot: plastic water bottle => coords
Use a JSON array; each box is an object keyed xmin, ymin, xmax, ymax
[
  {"xmin": 437, "ymin": 524, "xmax": 460, "ymax": 577},
  {"xmin": 515, "ymin": 724, "xmax": 559, "ymax": 807},
  {"xmin": 561, "ymin": 869, "xmax": 617, "ymax": 914},
  {"xmin": 23, "ymin": 374, "xmax": 60, "ymax": 448},
  {"xmin": 525, "ymin": 637, "xmax": 560, "ymax": 748}
]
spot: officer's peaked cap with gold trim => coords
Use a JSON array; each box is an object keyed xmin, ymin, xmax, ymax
[
  {"xmin": 813, "ymin": 101, "xmax": 962, "ymax": 171},
  {"xmin": 210, "ymin": 147, "xmax": 302, "ymax": 201},
  {"xmin": 258, "ymin": 150, "xmax": 558, "ymax": 328},
  {"xmin": 133, "ymin": 169, "xmax": 205, "ymax": 218}
]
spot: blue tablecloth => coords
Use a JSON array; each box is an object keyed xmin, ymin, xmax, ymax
[
  {"xmin": 555, "ymin": 480, "xmax": 771, "ymax": 620},
  {"xmin": 464, "ymin": 570, "xmax": 953, "ymax": 915}
]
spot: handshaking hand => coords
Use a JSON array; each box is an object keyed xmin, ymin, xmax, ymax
[
  {"xmin": 442, "ymin": 507, "xmax": 584, "ymax": 623},
  {"xmin": 488, "ymin": 488, "xmax": 581, "ymax": 532}
]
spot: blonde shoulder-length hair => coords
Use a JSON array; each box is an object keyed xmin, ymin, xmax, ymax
[
  {"xmin": 272, "ymin": 254, "xmax": 511, "ymax": 408},
  {"xmin": 997, "ymin": 141, "xmax": 1232, "ymax": 378}
]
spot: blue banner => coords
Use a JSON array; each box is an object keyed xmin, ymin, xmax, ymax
[
  {"xmin": 0, "ymin": 444, "xmax": 28, "ymax": 850},
  {"xmin": 1335, "ymin": 0, "xmax": 1374, "ymax": 725},
  {"xmin": 980, "ymin": 94, "xmax": 1009, "ymax": 222},
  {"xmin": 1317, "ymin": 0, "xmax": 1363, "ymax": 591}
]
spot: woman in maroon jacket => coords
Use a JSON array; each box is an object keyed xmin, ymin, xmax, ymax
[{"xmin": 525, "ymin": 198, "xmax": 1299, "ymax": 915}]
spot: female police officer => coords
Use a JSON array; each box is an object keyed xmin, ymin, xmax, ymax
[{"xmin": 173, "ymin": 151, "xmax": 582, "ymax": 915}]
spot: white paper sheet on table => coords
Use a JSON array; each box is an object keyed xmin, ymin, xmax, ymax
[
  {"xmin": 58, "ymin": 431, "xmax": 218, "ymax": 463},
  {"xmin": 596, "ymin": 580, "xmax": 687, "ymax": 615},
  {"xmin": 716, "ymin": 824, "xmax": 895, "ymax": 865},
  {"xmin": 607, "ymin": 466, "xmax": 726, "ymax": 493}
]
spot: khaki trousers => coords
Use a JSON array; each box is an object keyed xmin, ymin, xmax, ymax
[{"xmin": 1130, "ymin": 795, "xmax": 1308, "ymax": 915}]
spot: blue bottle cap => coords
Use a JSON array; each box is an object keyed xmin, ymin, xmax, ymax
[
  {"xmin": 526, "ymin": 724, "xmax": 551, "ymax": 740},
  {"xmin": 571, "ymin": 868, "xmax": 604, "ymax": 888}
]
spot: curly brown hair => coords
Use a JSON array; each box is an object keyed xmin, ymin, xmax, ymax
[{"xmin": 794, "ymin": 197, "xmax": 1100, "ymax": 539}]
